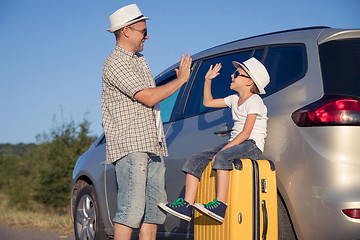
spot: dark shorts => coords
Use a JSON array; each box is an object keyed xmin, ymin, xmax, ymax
[{"xmin": 182, "ymin": 140, "xmax": 262, "ymax": 179}]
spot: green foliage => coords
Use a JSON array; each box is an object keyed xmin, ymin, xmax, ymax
[
  {"xmin": 0, "ymin": 143, "xmax": 36, "ymax": 157},
  {"xmin": 0, "ymin": 154, "xmax": 33, "ymax": 209},
  {"xmin": 0, "ymin": 118, "xmax": 97, "ymax": 210},
  {"xmin": 33, "ymin": 119, "xmax": 96, "ymax": 208}
]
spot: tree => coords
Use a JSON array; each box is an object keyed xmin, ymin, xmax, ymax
[
  {"xmin": 0, "ymin": 152, "xmax": 35, "ymax": 209},
  {"xmin": 33, "ymin": 119, "xmax": 97, "ymax": 208}
]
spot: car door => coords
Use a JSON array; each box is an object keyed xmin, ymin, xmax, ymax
[{"xmin": 161, "ymin": 50, "xmax": 263, "ymax": 235}]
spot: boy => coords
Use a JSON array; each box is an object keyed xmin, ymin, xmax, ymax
[{"xmin": 159, "ymin": 57, "xmax": 270, "ymax": 223}]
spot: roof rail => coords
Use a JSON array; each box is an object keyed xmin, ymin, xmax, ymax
[{"xmin": 210, "ymin": 26, "xmax": 330, "ymax": 50}]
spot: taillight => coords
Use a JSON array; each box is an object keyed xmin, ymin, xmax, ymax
[
  {"xmin": 292, "ymin": 95, "xmax": 360, "ymax": 127},
  {"xmin": 342, "ymin": 209, "xmax": 360, "ymax": 219}
]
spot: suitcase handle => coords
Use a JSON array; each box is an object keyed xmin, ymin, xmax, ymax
[{"xmin": 262, "ymin": 200, "xmax": 268, "ymax": 240}]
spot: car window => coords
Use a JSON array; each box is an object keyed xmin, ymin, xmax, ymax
[
  {"xmin": 161, "ymin": 89, "xmax": 180, "ymax": 123},
  {"xmin": 263, "ymin": 44, "xmax": 307, "ymax": 96},
  {"xmin": 156, "ymin": 70, "xmax": 180, "ymax": 123},
  {"xmin": 319, "ymin": 38, "xmax": 360, "ymax": 97},
  {"xmin": 253, "ymin": 49, "xmax": 265, "ymax": 61},
  {"xmin": 183, "ymin": 50, "xmax": 253, "ymax": 118},
  {"xmin": 96, "ymin": 134, "xmax": 106, "ymax": 147}
]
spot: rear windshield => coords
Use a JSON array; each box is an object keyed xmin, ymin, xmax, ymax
[{"xmin": 319, "ymin": 38, "xmax": 360, "ymax": 97}]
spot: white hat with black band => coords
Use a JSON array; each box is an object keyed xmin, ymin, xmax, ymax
[
  {"xmin": 108, "ymin": 4, "xmax": 150, "ymax": 33},
  {"xmin": 232, "ymin": 57, "xmax": 270, "ymax": 94}
]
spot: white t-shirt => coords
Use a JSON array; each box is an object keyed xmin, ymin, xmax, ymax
[{"xmin": 224, "ymin": 94, "xmax": 268, "ymax": 152}]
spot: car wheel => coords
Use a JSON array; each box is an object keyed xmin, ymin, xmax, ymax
[
  {"xmin": 278, "ymin": 194, "xmax": 297, "ymax": 240},
  {"xmin": 74, "ymin": 185, "xmax": 109, "ymax": 240}
]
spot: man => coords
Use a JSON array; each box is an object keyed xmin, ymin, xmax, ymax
[{"xmin": 101, "ymin": 4, "xmax": 192, "ymax": 240}]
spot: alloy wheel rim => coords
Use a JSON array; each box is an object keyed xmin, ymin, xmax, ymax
[{"xmin": 76, "ymin": 194, "xmax": 96, "ymax": 240}]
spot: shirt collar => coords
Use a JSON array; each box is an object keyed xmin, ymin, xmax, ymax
[{"xmin": 115, "ymin": 45, "xmax": 142, "ymax": 59}]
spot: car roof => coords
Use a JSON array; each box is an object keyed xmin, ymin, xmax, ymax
[{"xmin": 156, "ymin": 26, "xmax": 359, "ymax": 79}]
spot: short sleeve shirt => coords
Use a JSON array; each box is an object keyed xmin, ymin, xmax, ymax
[
  {"xmin": 101, "ymin": 45, "xmax": 168, "ymax": 164},
  {"xmin": 224, "ymin": 94, "xmax": 268, "ymax": 152}
]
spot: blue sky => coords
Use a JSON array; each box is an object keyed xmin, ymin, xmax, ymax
[{"xmin": 0, "ymin": 0, "xmax": 359, "ymax": 144}]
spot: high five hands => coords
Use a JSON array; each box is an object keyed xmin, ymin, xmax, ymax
[
  {"xmin": 205, "ymin": 63, "xmax": 222, "ymax": 81},
  {"xmin": 175, "ymin": 53, "xmax": 192, "ymax": 83}
]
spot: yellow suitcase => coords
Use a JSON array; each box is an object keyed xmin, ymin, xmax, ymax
[{"xmin": 194, "ymin": 159, "xmax": 278, "ymax": 240}]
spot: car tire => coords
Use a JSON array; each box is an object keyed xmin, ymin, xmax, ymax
[
  {"xmin": 278, "ymin": 194, "xmax": 297, "ymax": 240},
  {"xmin": 74, "ymin": 185, "xmax": 109, "ymax": 240}
]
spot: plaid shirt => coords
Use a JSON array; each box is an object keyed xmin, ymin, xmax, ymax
[{"xmin": 101, "ymin": 45, "xmax": 168, "ymax": 164}]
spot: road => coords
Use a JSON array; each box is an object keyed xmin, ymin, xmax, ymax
[{"xmin": 0, "ymin": 226, "xmax": 75, "ymax": 240}]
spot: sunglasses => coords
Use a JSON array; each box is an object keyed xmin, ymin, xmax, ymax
[
  {"xmin": 128, "ymin": 26, "xmax": 148, "ymax": 38},
  {"xmin": 233, "ymin": 70, "xmax": 251, "ymax": 79}
]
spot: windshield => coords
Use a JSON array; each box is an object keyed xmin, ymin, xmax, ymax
[{"xmin": 319, "ymin": 38, "xmax": 360, "ymax": 97}]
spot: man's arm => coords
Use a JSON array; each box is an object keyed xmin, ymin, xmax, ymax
[{"xmin": 134, "ymin": 53, "xmax": 192, "ymax": 107}]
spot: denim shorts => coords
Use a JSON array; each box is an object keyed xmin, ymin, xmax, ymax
[
  {"xmin": 182, "ymin": 140, "xmax": 262, "ymax": 179},
  {"xmin": 113, "ymin": 152, "xmax": 167, "ymax": 228}
]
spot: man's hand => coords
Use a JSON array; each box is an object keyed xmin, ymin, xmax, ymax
[
  {"xmin": 175, "ymin": 53, "xmax": 192, "ymax": 83},
  {"xmin": 134, "ymin": 53, "xmax": 192, "ymax": 107}
]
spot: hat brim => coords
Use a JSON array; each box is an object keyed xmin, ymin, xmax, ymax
[
  {"xmin": 107, "ymin": 16, "xmax": 150, "ymax": 33},
  {"xmin": 232, "ymin": 61, "xmax": 266, "ymax": 94}
]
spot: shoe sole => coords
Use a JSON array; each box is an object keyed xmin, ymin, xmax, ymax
[
  {"xmin": 158, "ymin": 203, "xmax": 192, "ymax": 222},
  {"xmin": 193, "ymin": 203, "xmax": 224, "ymax": 222}
]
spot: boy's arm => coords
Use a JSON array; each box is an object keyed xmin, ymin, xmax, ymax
[
  {"xmin": 211, "ymin": 114, "xmax": 257, "ymax": 164},
  {"xmin": 220, "ymin": 114, "xmax": 257, "ymax": 151},
  {"xmin": 203, "ymin": 64, "xmax": 227, "ymax": 108}
]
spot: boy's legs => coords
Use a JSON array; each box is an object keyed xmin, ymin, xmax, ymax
[
  {"xmin": 158, "ymin": 144, "xmax": 225, "ymax": 221},
  {"xmin": 216, "ymin": 170, "xmax": 230, "ymax": 203},
  {"xmin": 181, "ymin": 143, "xmax": 226, "ymax": 202},
  {"xmin": 194, "ymin": 140, "xmax": 262, "ymax": 222},
  {"xmin": 213, "ymin": 139, "xmax": 262, "ymax": 203},
  {"xmin": 184, "ymin": 173, "xmax": 200, "ymax": 205}
]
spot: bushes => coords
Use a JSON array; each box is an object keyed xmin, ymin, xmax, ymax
[{"xmin": 0, "ymin": 119, "xmax": 97, "ymax": 210}]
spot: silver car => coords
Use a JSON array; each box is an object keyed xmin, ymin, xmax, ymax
[{"xmin": 71, "ymin": 26, "xmax": 360, "ymax": 240}]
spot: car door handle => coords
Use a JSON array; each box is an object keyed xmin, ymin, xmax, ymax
[{"xmin": 214, "ymin": 123, "xmax": 231, "ymax": 137}]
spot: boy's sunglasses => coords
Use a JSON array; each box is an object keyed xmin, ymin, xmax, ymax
[
  {"xmin": 128, "ymin": 26, "xmax": 148, "ymax": 38},
  {"xmin": 233, "ymin": 70, "xmax": 251, "ymax": 79}
]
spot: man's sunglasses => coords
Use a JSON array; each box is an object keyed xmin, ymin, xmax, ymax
[
  {"xmin": 233, "ymin": 70, "xmax": 251, "ymax": 79},
  {"xmin": 128, "ymin": 26, "xmax": 148, "ymax": 38}
]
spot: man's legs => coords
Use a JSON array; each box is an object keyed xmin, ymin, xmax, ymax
[
  {"xmin": 113, "ymin": 223, "xmax": 132, "ymax": 240},
  {"xmin": 138, "ymin": 223, "xmax": 157, "ymax": 240},
  {"xmin": 113, "ymin": 222, "xmax": 157, "ymax": 240},
  {"xmin": 113, "ymin": 153, "xmax": 150, "ymax": 239},
  {"xmin": 141, "ymin": 155, "xmax": 166, "ymax": 239}
]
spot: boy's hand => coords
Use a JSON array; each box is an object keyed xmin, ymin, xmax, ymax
[
  {"xmin": 205, "ymin": 63, "xmax": 222, "ymax": 81},
  {"xmin": 175, "ymin": 53, "xmax": 192, "ymax": 83},
  {"xmin": 211, "ymin": 155, "xmax": 216, "ymax": 166}
]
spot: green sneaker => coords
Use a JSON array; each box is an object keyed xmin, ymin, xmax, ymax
[
  {"xmin": 194, "ymin": 198, "xmax": 227, "ymax": 222},
  {"xmin": 158, "ymin": 198, "xmax": 193, "ymax": 222}
]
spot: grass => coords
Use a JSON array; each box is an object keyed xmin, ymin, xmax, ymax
[{"xmin": 0, "ymin": 194, "xmax": 73, "ymax": 234}]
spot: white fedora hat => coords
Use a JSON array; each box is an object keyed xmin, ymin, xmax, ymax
[
  {"xmin": 232, "ymin": 57, "xmax": 270, "ymax": 94},
  {"xmin": 108, "ymin": 4, "xmax": 150, "ymax": 33}
]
